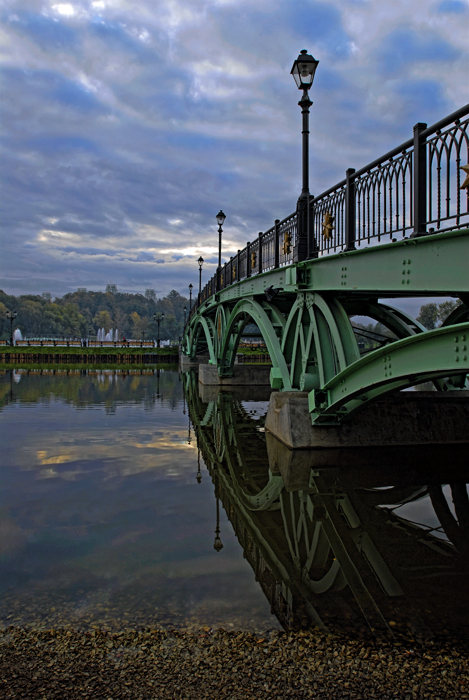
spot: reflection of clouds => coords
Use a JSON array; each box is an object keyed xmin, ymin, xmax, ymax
[
  {"xmin": 37, "ymin": 450, "xmax": 73, "ymax": 465},
  {"xmin": 23, "ymin": 426, "xmax": 198, "ymax": 481}
]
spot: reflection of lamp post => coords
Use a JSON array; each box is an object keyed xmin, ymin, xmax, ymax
[
  {"xmin": 196, "ymin": 447, "xmax": 202, "ymax": 483},
  {"xmin": 213, "ymin": 474, "xmax": 223, "ymax": 552},
  {"xmin": 153, "ymin": 312, "xmax": 165, "ymax": 348},
  {"xmin": 6, "ymin": 311, "xmax": 17, "ymax": 346},
  {"xmin": 197, "ymin": 256, "xmax": 204, "ymax": 296},
  {"xmin": 156, "ymin": 367, "xmax": 161, "ymax": 399},
  {"xmin": 188, "ymin": 284, "xmax": 193, "ymax": 312},
  {"xmin": 291, "ymin": 49, "xmax": 319, "ymax": 260}
]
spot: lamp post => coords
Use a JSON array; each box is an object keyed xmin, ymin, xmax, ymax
[
  {"xmin": 188, "ymin": 283, "xmax": 193, "ymax": 312},
  {"xmin": 291, "ymin": 49, "xmax": 319, "ymax": 260},
  {"xmin": 6, "ymin": 311, "xmax": 17, "ymax": 346},
  {"xmin": 183, "ymin": 305, "xmax": 187, "ymax": 328},
  {"xmin": 153, "ymin": 312, "xmax": 164, "ymax": 348},
  {"xmin": 216, "ymin": 210, "xmax": 226, "ymax": 290},
  {"xmin": 197, "ymin": 256, "xmax": 204, "ymax": 296}
]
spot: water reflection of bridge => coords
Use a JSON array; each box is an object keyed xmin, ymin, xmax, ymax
[{"xmin": 184, "ymin": 372, "xmax": 469, "ymax": 639}]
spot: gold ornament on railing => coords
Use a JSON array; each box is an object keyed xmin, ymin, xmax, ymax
[
  {"xmin": 282, "ymin": 232, "xmax": 292, "ymax": 256},
  {"xmin": 232, "ymin": 265, "xmax": 236, "ymax": 280},
  {"xmin": 251, "ymin": 250, "xmax": 257, "ymax": 269},
  {"xmin": 460, "ymin": 164, "xmax": 469, "ymax": 190},
  {"xmin": 322, "ymin": 211, "xmax": 335, "ymax": 239},
  {"xmin": 221, "ymin": 273, "xmax": 224, "ymax": 286}
]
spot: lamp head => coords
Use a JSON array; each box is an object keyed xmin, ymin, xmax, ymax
[
  {"xmin": 198, "ymin": 256, "xmax": 204, "ymax": 269},
  {"xmin": 189, "ymin": 283, "xmax": 193, "ymax": 291},
  {"xmin": 216, "ymin": 210, "xmax": 226, "ymax": 227},
  {"xmin": 291, "ymin": 49, "xmax": 319, "ymax": 90}
]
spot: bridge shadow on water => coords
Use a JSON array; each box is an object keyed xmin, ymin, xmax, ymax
[{"xmin": 184, "ymin": 371, "xmax": 469, "ymax": 642}]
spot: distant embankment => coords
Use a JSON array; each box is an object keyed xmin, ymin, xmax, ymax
[{"xmin": 0, "ymin": 352, "xmax": 178, "ymax": 365}]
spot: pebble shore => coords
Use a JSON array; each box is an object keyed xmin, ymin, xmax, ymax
[{"xmin": 1, "ymin": 626, "xmax": 468, "ymax": 699}]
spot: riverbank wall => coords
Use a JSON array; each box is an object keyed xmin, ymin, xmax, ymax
[{"xmin": 0, "ymin": 353, "xmax": 179, "ymax": 364}]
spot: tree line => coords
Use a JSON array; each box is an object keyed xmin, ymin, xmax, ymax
[
  {"xmin": 0, "ymin": 289, "xmax": 190, "ymax": 341},
  {"xmin": 1, "ymin": 288, "xmax": 463, "ymax": 343}
]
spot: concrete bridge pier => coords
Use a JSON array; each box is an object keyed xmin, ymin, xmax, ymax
[
  {"xmin": 198, "ymin": 363, "xmax": 272, "ymax": 386},
  {"xmin": 265, "ymin": 390, "xmax": 469, "ymax": 450}
]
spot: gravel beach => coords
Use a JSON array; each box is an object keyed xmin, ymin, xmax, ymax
[{"xmin": 1, "ymin": 626, "xmax": 468, "ymax": 699}]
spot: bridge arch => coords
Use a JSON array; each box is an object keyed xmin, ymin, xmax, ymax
[
  {"xmin": 218, "ymin": 297, "xmax": 292, "ymax": 390},
  {"xmin": 188, "ymin": 314, "xmax": 217, "ymax": 365}
]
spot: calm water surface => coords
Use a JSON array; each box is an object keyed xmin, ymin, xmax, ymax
[
  {"xmin": 1, "ymin": 368, "xmax": 468, "ymax": 640},
  {"xmin": 0, "ymin": 369, "xmax": 280, "ymax": 632}
]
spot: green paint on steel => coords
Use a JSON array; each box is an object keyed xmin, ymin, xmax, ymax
[
  {"xmin": 189, "ymin": 315, "xmax": 217, "ymax": 364},
  {"xmin": 182, "ymin": 228, "xmax": 469, "ymax": 421},
  {"xmin": 309, "ymin": 322, "xmax": 469, "ymax": 424},
  {"xmin": 218, "ymin": 297, "xmax": 292, "ymax": 390}
]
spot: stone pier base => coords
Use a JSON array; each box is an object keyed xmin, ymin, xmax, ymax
[
  {"xmin": 198, "ymin": 364, "xmax": 271, "ymax": 386},
  {"xmin": 179, "ymin": 353, "xmax": 209, "ymax": 369},
  {"xmin": 265, "ymin": 390, "xmax": 469, "ymax": 449}
]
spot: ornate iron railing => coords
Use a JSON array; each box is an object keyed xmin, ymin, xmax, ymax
[{"xmin": 191, "ymin": 104, "xmax": 469, "ymax": 318}]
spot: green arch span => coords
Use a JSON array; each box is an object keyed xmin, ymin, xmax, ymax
[{"xmin": 219, "ymin": 297, "xmax": 291, "ymax": 390}]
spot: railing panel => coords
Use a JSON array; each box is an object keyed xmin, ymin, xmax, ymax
[
  {"xmin": 239, "ymin": 248, "xmax": 247, "ymax": 280},
  {"xmin": 427, "ymin": 119, "xmax": 469, "ymax": 232},
  {"xmin": 261, "ymin": 227, "xmax": 275, "ymax": 271},
  {"xmin": 313, "ymin": 185, "xmax": 346, "ymax": 254},
  {"xmin": 355, "ymin": 151, "xmax": 413, "ymax": 245},
  {"xmin": 250, "ymin": 240, "xmax": 260, "ymax": 276},
  {"xmin": 278, "ymin": 214, "xmax": 296, "ymax": 266}
]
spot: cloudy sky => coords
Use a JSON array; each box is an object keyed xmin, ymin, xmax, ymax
[{"xmin": 1, "ymin": 0, "xmax": 468, "ymax": 299}]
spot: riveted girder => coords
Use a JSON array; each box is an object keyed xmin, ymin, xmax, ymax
[{"xmin": 308, "ymin": 323, "xmax": 469, "ymax": 424}]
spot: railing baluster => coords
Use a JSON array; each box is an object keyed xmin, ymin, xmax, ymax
[
  {"xmin": 258, "ymin": 233, "xmax": 263, "ymax": 273},
  {"xmin": 412, "ymin": 122, "xmax": 427, "ymax": 237},
  {"xmin": 345, "ymin": 168, "xmax": 356, "ymax": 251}
]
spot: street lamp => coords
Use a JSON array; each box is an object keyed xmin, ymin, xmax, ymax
[
  {"xmin": 216, "ymin": 210, "xmax": 226, "ymax": 270},
  {"xmin": 153, "ymin": 312, "xmax": 164, "ymax": 348},
  {"xmin": 6, "ymin": 311, "xmax": 17, "ymax": 346},
  {"xmin": 291, "ymin": 49, "xmax": 319, "ymax": 260},
  {"xmin": 188, "ymin": 283, "xmax": 193, "ymax": 312},
  {"xmin": 197, "ymin": 256, "xmax": 204, "ymax": 296}
]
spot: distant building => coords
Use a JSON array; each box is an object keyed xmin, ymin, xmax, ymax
[
  {"xmin": 77, "ymin": 287, "xmax": 87, "ymax": 293},
  {"xmin": 42, "ymin": 292, "xmax": 51, "ymax": 302},
  {"xmin": 145, "ymin": 288, "xmax": 156, "ymax": 301},
  {"xmin": 106, "ymin": 283, "xmax": 117, "ymax": 294}
]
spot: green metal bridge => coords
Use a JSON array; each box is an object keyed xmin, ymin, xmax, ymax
[{"xmin": 182, "ymin": 105, "xmax": 469, "ymax": 424}]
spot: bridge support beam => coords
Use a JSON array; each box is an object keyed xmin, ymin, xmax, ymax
[{"xmin": 265, "ymin": 390, "xmax": 469, "ymax": 449}]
